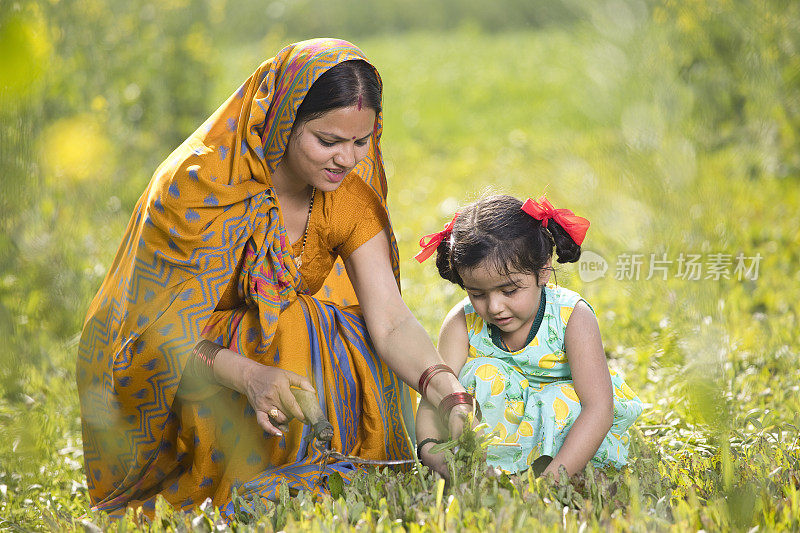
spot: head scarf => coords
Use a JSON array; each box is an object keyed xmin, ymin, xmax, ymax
[{"xmin": 78, "ymin": 38, "xmax": 397, "ymax": 507}]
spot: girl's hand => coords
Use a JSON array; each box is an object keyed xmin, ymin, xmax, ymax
[{"xmin": 243, "ymin": 364, "xmax": 316, "ymax": 435}]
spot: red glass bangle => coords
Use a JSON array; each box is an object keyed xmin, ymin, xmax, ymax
[
  {"xmin": 418, "ymin": 364, "xmax": 456, "ymax": 401},
  {"xmin": 438, "ymin": 391, "xmax": 481, "ymax": 423}
]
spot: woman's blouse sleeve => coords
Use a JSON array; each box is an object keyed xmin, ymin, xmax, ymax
[{"xmin": 327, "ymin": 174, "xmax": 390, "ymax": 260}]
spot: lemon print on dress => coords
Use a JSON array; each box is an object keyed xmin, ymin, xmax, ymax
[
  {"xmin": 467, "ymin": 345, "xmax": 479, "ymax": 361},
  {"xmin": 471, "ymin": 316, "xmax": 484, "ymax": 336},
  {"xmin": 552, "ymin": 397, "xmax": 570, "ymax": 425},
  {"xmin": 518, "ymin": 420, "xmax": 534, "ymax": 437},
  {"xmin": 519, "ymin": 379, "xmax": 529, "ymax": 389},
  {"xmin": 611, "ymin": 432, "xmax": 629, "ymax": 445},
  {"xmin": 475, "ymin": 364, "xmax": 498, "ymax": 381},
  {"xmin": 560, "ymin": 385, "xmax": 580, "ymax": 403},
  {"xmin": 560, "ymin": 306, "xmax": 573, "ymax": 326},
  {"xmin": 538, "ymin": 352, "xmax": 559, "ymax": 369},
  {"xmin": 621, "ymin": 382, "xmax": 637, "ymax": 400},
  {"xmin": 504, "ymin": 400, "xmax": 525, "ymax": 425},
  {"xmin": 490, "ymin": 377, "xmax": 505, "ymax": 396},
  {"xmin": 492, "ymin": 423, "xmax": 507, "ymax": 442},
  {"xmin": 526, "ymin": 445, "xmax": 541, "ymax": 465},
  {"xmin": 475, "ymin": 364, "xmax": 506, "ymax": 396}
]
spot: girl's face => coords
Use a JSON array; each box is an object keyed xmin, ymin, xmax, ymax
[
  {"xmin": 278, "ymin": 105, "xmax": 376, "ymax": 193},
  {"xmin": 460, "ymin": 260, "xmax": 551, "ymax": 338}
]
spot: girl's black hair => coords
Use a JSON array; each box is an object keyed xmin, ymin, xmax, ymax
[
  {"xmin": 435, "ymin": 195, "xmax": 582, "ymax": 287},
  {"xmin": 295, "ymin": 59, "xmax": 381, "ymax": 125}
]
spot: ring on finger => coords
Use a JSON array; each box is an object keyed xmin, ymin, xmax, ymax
[{"xmin": 269, "ymin": 408, "xmax": 280, "ymax": 418}]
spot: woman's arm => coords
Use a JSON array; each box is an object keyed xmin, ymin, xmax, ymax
[
  {"xmin": 415, "ymin": 303, "xmax": 471, "ymax": 477},
  {"xmin": 344, "ymin": 230, "xmax": 471, "ymax": 437},
  {"xmin": 542, "ymin": 301, "xmax": 614, "ymax": 477}
]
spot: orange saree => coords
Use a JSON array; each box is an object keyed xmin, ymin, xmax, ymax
[{"xmin": 77, "ymin": 38, "xmax": 414, "ymax": 518}]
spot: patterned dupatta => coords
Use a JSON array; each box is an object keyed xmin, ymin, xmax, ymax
[{"xmin": 77, "ymin": 39, "xmax": 399, "ymax": 508}]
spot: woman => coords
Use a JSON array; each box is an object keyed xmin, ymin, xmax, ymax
[{"xmin": 77, "ymin": 38, "xmax": 472, "ymax": 517}]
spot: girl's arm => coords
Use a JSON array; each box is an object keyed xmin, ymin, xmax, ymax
[
  {"xmin": 543, "ymin": 301, "xmax": 614, "ymax": 477},
  {"xmin": 415, "ymin": 303, "xmax": 470, "ymax": 476},
  {"xmin": 344, "ymin": 231, "xmax": 471, "ymax": 437}
]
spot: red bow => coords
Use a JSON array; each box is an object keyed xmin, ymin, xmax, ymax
[
  {"xmin": 521, "ymin": 196, "xmax": 590, "ymax": 245},
  {"xmin": 415, "ymin": 213, "xmax": 459, "ymax": 263}
]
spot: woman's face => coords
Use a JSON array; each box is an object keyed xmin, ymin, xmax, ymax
[{"xmin": 279, "ymin": 105, "xmax": 376, "ymax": 193}]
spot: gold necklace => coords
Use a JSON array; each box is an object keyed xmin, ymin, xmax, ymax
[{"xmin": 294, "ymin": 186, "xmax": 316, "ymax": 269}]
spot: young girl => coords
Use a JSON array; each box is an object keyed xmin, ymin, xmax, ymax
[{"xmin": 414, "ymin": 194, "xmax": 643, "ymax": 478}]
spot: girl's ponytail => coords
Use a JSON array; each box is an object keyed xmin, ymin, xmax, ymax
[
  {"xmin": 547, "ymin": 220, "xmax": 582, "ymax": 264},
  {"xmin": 520, "ymin": 196, "xmax": 589, "ymax": 265}
]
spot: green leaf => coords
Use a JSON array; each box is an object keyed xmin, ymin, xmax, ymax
[{"xmin": 328, "ymin": 471, "xmax": 344, "ymax": 500}]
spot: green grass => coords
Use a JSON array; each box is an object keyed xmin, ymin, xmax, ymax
[{"xmin": 2, "ymin": 20, "xmax": 799, "ymax": 532}]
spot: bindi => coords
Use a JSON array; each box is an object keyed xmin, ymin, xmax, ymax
[{"xmin": 357, "ymin": 94, "xmax": 362, "ymax": 110}]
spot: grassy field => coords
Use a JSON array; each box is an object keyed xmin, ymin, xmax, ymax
[{"xmin": 2, "ymin": 19, "xmax": 799, "ymax": 532}]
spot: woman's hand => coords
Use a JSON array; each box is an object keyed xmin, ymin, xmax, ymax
[
  {"xmin": 419, "ymin": 442, "xmax": 450, "ymax": 482},
  {"xmin": 213, "ymin": 348, "xmax": 316, "ymax": 436},
  {"xmin": 244, "ymin": 364, "xmax": 316, "ymax": 435}
]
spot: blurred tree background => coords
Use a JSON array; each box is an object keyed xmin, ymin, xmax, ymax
[
  {"xmin": 0, "ymin": 0, "xmax": 589, "ymax": 400},
  {"xmin": 1, "ymin": 0, "xmax": 799, "ymax": 528}
]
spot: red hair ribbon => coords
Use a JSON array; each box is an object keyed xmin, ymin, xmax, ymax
[
  {"xmin": 521, "ymin": 196, "xmax": 590, "ymax": 245},
  {"xmin": 415, "ymin": 213, "xmax": 459, "ymax": 263}
]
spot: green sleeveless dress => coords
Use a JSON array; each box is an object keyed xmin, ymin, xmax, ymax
[{"xmin": 459, "ymin": 285, "xmax": 643, "ymax": 473}]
